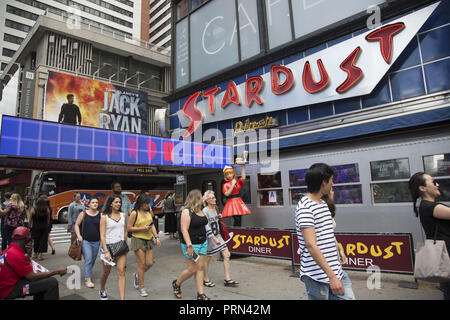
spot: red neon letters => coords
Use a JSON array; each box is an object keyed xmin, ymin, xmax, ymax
[
  {"xmin": 366, "ymin": 23, "xmax": 405, "ymax": 63},
  {"xmin": 271, "ymin": 65, "xmax": 295, "ymax": 95},
  {"xmin": 182, "ymin": 91, "xmax": 202, "ymax": 138},
  {"xmin": 180, "ymin": 23, "xmax": 405, "ymax": 137},
  {"xmin": 245, "ymin": 76, "xmax": 264, "ymax": 107},
  {"xmin": 336, "ymin": 47, "xmax": 363, "ymax": 93},
  {"xmin": 221, "ymin": 81, "xmax": 241, "ymax": 109},
  {"xmin": 302, "ymin": 59, "xmax": 329, "ymax": 93}
]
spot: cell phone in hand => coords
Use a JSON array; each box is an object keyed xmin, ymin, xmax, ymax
[{"xmin": 191, "ymin": 250, "xmax": 199, "ymax": 262}]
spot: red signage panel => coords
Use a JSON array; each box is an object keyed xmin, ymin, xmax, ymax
[
  {"xmin": 227, "ymin": 228, "xmax": 292, "ymax": 260},
  {"xmin": 291, "ymin": 232, "xmax": 414, "ymax": 274}
]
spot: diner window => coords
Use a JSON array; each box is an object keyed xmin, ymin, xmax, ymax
[
  {"xmin": 423, "ymin": 154, "xmax": 450, "ymax": 201},
  {"xmin": 257, "ymin": 172, "xmax": 283, "ymax": 206},
  {"xmin": 371, "ymin": 158, "xmax": 411, "ymax": 204},
  {"xmin": 289, "ymin": 164, "xmax": 362, "ymax": 205},
  {"xmin": 176, "ymin": 0, "xmax": 189, "ymax": 20}
]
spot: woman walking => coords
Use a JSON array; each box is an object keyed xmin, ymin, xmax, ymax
[
  {"xmin": 409, "ymin": 172, "xmax": 450, "ymax": 300},
  {"xmin": 202, "ymin": 190, "xmax": 239, "ymax": 288},
  {"xmin": 163, "ymin": 192, "xmax": 177, "ymax": 239},
  {"xmin": 99, "ymin": 194, "xmax": 129, "ymax": 300},
  {"xmin": 75, "ymin": 197, "xmax": 101, "ymax": 289},
  {"xmin": 172, "ymin": 189, "xmax": 211, "ymax": 300},
  {"xmin": 0, "ymin": 193, "xmax": 26, "ymax": 248},
  {"xmin": 127, "ymin": 193, "xmax": 161, "ymax": 297},
  {"xmin": 29, "ymin": 197, "xmax": 50, "ymax": 261}
]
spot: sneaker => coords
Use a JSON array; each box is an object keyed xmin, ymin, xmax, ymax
[
  {"xmin": 133, "ymin": 272, "xmax": 139, "ymax": 289},
  {"xmin": 139, "ymin": 287, "xmax": 148, "ymax": 297},
  {"xmin": 100, "ymin": 290, "xmax": 108, "ymax": 300},
  {"xmin": 100, "ymin": 253, "xmax": 116, "ymax": 266}
]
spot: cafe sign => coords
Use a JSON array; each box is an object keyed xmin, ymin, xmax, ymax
[{"xmin": 176, "ymin": 3, "xmax": 439, "ymax": 138}]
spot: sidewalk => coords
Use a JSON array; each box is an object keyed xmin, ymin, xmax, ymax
[{"xmin": 33, "ymin": 233, "xmax": 443, "ymax": 301}]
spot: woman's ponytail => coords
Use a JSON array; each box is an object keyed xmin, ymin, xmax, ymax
[{"xmin": 408, "ymin": 172, "xmax": 426, "ymax": 218}]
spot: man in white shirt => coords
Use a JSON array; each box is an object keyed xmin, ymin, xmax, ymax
[{"xmin": 295, "ymin": 163, "xmax": 355, "ymax": 300}]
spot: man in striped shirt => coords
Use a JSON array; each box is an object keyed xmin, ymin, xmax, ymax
[{"xmin": 295, "ymin": 163, "xmax": 355, "ymax": 300}]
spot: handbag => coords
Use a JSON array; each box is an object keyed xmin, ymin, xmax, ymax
[
  {"xmin": 219, "ymin": 219, "xmax": 231, "ymax": 242},
  {"xmin": 67, "ymin": 212, "xmax": 85, "ymax": 261},
  {"xmin": 106, "ymin": 240, "xmax": 129, "ymax": 258},
  {"xmin": 106, "ymin": 212, "xmax": 129, "ymax": 258},
  {"xmin": 414, "ymin": 222, "xmax": 450, "ymax": 282},
  {"xmin": 68, "ymin": 240, "xmax": 82, "ymax": 260}
]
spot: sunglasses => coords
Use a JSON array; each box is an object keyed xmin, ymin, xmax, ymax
[{"xmin": 432, "ymin": 180, "xmax": 438, "ymax": 186}]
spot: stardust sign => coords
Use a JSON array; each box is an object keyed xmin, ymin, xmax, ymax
[
  {"xmin": 227, "ymin": 228, "xmax": 292, "ymax": 260},
  {"xmin": 176, "ymin": 3, "xmax": 439, "ymax": 138},
  {"xmin": 291, "ymin": 232, "xmax": 414, "ymax": 274}
]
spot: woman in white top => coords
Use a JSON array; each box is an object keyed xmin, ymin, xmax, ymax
[{"xmin": 99, "ymin": 194, "xmax": 128, "ymax": 300}]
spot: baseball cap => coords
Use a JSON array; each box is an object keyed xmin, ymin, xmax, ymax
[{"xmin": 12, "ymin": 226, "xmax": 31, "ymax": 240}]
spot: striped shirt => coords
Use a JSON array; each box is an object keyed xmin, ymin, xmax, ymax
[{"xmin": 295, "ymin": 195, "xmax": 343, "ymax": 284}]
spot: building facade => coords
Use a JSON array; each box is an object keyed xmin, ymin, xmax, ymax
[
  {"xmin": 149, "ymin": 0, "xmax": 172, "ymax": 51},
  {"xmin": 166, "ymin": 0, "xmax": 450, "ymax": 246},
  {"xmin": 0, "ymin": 0, "xmax": 151, "ymax": 71}
]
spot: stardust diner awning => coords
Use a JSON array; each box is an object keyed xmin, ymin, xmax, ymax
[{"xmin": 0, "ymin": 116, "xmax": 231, "ymax": 174}]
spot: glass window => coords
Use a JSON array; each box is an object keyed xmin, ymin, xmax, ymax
[
  {"xmin": 257, "ymin": 172, "xmax": 282, "ymax": 206},
  {"xmin": 238, "ymin": 0, "xmax": 260, "ymax": 61},
  {"xmin": 190, "ymin": 0, "xmax": 239, "ymax": 82},
  {"xmin": 333, "ymin": 185, "xmax": 363, "ymax": 204},
  {"xmin": 291, "ymin": 0, "xmax": 386, "ymax": 39},
  {"xmin": 289, "ymin": 164, "xmax": 362, "ymax": 205},
  {"xmin": 289, "ymin": 169, "xmax": 307, "ymax": 187},
  {"xmin": 258, "ymin": 172, "xmax": 281, "ymax": 188},
  {"xmin": 372, "ymin": 182, "xmax": 412, "ymax": 203},
  {"xmin": 290, "ymin": 187, "xmax": 307, "ymax": 205},
  {"xmin": 370, "ymin": 158, "xmax": 410, "ymax": 181},
  {"xmin": 265, "ymin": 0, "xmax": 292, "ymax": 49},
  {"xmin": 370, "ymin": 157, "xmax": 411, "ymax": 204},
  {"xmin": 331, "ymin": 164, "xmax": 360, "ymax": 183},
  {"xmin": 435, "ymin": 178, "xmax": 450, "ymax": 202},
  {"xmin": 423, "ymin": 154, "xmax": 450, "ymax": 177},
  {"xmin": 259, "ymin": 189, "xmax": 283, "ymax": 206},
  {"xmin": 175, "ymin": 18, "xmax": 189, "ymax": 88}
]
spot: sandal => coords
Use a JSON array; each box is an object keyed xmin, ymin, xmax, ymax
[
  {"xmin": 197, "ymin": 293, "xmax": 211, "ymax": 300},
  {"xmin": 172, "ymin": 280, "xmax": 182, "ymax": 299},
  {"xmin": 224, "ymin": 279, "xmax": 239, "ymax": 287},
  {"xmin": 203, "ymin": 280, "xmax": 216, "ymax": 287}
]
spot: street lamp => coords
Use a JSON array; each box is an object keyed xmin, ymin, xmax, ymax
[
  {"xmin": 93, "ymin": 62, "xmax": 112, "ymax": 79},
  {"xmin": 109, "ymin": 67, "xmax": 128, "ymax": 83},
  {"xmin": 138, "ymin": 74, "xmax": 160, "ymax": 89},
  {"xmin": 124, "ymin": 71, "xmax": 144, "ymax": 87}
]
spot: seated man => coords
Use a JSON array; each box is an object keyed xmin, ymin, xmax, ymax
[{"xmin": 0, "ymin": 227, "xmax": 67, "ymax": 300}]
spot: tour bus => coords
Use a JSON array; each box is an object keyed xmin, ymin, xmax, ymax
[{"xmin": 28, "ymin": 171, "xmax": 175, "ymax": 223}]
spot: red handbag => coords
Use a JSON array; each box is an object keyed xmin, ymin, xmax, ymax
[{"xmin": 219, "ymin": 220, "xmax": 230, "ymax": 241}]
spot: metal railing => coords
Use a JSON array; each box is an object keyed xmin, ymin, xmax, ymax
[{"xmin": 43, "ymin": 8, "xmax": 171, "ymax": 57}]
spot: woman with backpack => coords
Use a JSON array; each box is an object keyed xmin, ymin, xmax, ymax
[{"xmin": 127, "ymin": 193, "xmax": 161, "ymax": 297}]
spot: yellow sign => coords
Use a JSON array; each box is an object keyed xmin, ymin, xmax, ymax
[{"xmin": 234, "ymin": 116, "xmax": 278, "ymax": 134}]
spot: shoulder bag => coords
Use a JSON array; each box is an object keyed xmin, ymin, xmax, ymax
[
  {"xmin": 414, "ymin": 221, "xmax": 450, "ymax": 282},
  {"xmin": 68, "ymin": 212, "xmax": 85, "ymax": 260},
  {"xmin": 106, "ymin": 213, "xmax": 129, "ymax": 258}
]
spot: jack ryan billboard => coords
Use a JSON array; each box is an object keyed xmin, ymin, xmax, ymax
[{"xmin": 44, "ymin": 71, "xmax": 148, "ymax": 134}]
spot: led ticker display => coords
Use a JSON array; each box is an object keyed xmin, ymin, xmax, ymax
[{"xmin": 0, "ymin": 116, "xmax": 231, "ymax": 169}]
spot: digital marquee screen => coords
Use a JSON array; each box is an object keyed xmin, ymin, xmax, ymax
[{"xmin": 0, "ymin": 116, "xmax": 231, "ymax": 169}]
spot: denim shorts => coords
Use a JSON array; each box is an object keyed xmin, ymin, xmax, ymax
[
  {"xmin": 181, "ymin": 241, "xmax": 207, "ymax": 259},
  {"xmin": 301, "ymin": 271, "xmax": 356, "ymax": 300}
]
